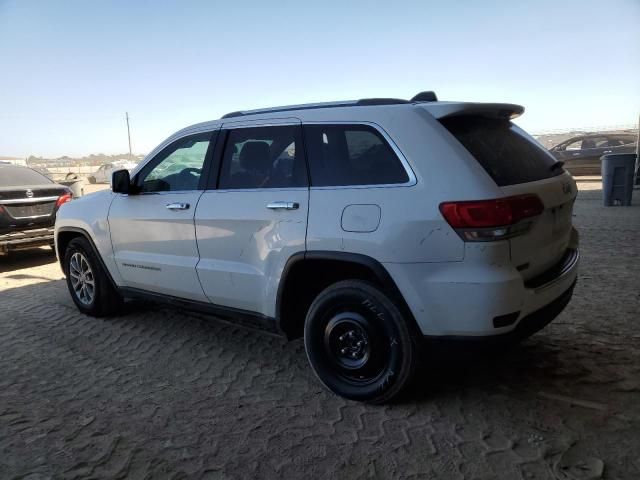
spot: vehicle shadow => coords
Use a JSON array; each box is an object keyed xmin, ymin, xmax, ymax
[
  {"xmin": 0, "ymin": 247, "xmax": 58, "ymax": 273},
  {"xmin": 405, "ymin": 339, "xmax": 566, "ymax": 403},
  {"xmin": 2, "ymin": 264, "xmax": 637, "ymax": 420},
  {"xmin": 0, "ymin": 275, "xmax": 589, "ymax": 408}
]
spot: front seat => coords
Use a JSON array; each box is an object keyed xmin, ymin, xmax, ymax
[{"xmin": 231, "ymin": 141, "xmax": 272, "ymax": 188}]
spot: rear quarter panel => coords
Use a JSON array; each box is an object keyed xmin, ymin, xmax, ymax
[{"xmin": 303, "ymin": 106, "xmax": 504, "ymax": 263}]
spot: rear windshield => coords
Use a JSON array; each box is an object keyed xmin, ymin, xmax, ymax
[
  {"xmin": 0, "ymin": 166, "xmax": 53, "ymax": 187},
  {"xmin": 440, "ymin": 116, "xmax": 562, "ymax": 186}
]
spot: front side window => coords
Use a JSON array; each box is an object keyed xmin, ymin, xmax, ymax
[
  {"xmin": 141, "ymin": 132, "xmax": 213, "ymax": 192},
  {"xmin": 304, "ymin": 124, "xmax": 409, "ymax": 187},
  {"xmin": 565, "ymin": 139, "xmax": 583, "ymax": 151},
  {"xmin": 218, "ymin": 125, "xmax": 307, "ymax": 189}
]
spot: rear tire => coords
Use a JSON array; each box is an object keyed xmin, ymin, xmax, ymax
[
  {"xmin": 88, "ymin": 176, "xmax": 96, "ymax": 184},
  {"xmin": 304, "ymin": 280, "xmax": 417, "ymax": 404},
  {"xmin": 63, "ymin": 237, "xmax": 122, "ymax": 316}
]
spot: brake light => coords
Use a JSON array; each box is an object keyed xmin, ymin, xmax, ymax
[
  {"xmin": 56, "ymin": 192, "xmax": 73, "ymax": 208},
  {"xmin": 439, "ymin": 194, "xmax": 544, "ymax": 241}
]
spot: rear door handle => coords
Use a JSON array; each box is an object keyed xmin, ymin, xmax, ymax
[
  {"xmin": 166, "ymin": 202, "xmax": 190, "ymax": 210},
  {"xmin": 266, "ymin": 201, "xmax": 299, "ymax": 210}
]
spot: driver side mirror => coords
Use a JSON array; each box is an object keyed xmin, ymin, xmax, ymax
[{"xmin": 111, "ymin": 169, "xmax": 132, "ymax": 194}]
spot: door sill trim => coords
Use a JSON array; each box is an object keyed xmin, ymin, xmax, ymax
[{"xmin": 118, "ymin": 286, "xmax": 281, "ymax": 336}]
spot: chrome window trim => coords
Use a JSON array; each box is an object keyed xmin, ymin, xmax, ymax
[
  {"xmin": 204, "ymin": 187, "xmax": 308, "ymax": 194},
  {"xmin": 134, "ymin": 120, "xmax": 417, "ymax": 194},
  {"xmin": 135, "ymin": 190, "xmax": 205, "ymax": 196},
  {"xmin": 302, "ymin": 120, "xmax": 417, "ymax": 190}
]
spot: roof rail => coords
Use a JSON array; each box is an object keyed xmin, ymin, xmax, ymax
[
  {"xmin": 221, "ymin": 101, "xmax": 357, "ymax": 119},
  {"xmin": 220, "ymin": 97, "xmax": 413, "ymax": 119},
  {"xmin": 355, "ymin": 98, "xmax": 410, "ymax": 106}
]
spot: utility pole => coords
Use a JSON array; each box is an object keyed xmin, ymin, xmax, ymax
[
  {"xmin": 636, "ymin": 113, "xmax": 640, "ymax": 185},
  {"xmin": 125, "ymin": 112, "xmax": 133, "ymax": 161}
]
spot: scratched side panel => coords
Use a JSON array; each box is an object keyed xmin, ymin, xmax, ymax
[
  {"xmin": 307, "ymin": 185, "xmax": 464, "ymax": 263},
  {"xmin": 194, "ymin": 189, "xmax": 308, "ymax": 316}
]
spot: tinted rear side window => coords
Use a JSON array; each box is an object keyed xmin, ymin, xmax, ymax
[
  {"xmin": 304, "ymin": 124, "xmax": 409, "ymax": 187},
  {"xmin": 440, "ymin": 116, "xmax": 562, "ymax": 186},
  {"xmin": 218, "ymin": 125, "xmax": 307, "ymax": 189},
  {"xmin": 0, "ymin": 166, "xmax": 53, "ymax": 187}
]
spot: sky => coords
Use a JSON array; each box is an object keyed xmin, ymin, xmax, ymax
[{"xmin": 0, "ymin": 0, "xmax": 638, "ymax": 158}]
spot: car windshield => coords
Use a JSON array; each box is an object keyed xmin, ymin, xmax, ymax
[{"xmin": 0, "ymin": 166, "xmax": 53, "ymax": 187}]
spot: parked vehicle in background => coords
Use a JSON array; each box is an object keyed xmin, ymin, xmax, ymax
[
  {"xmin": 32, "ymin": 166, "xmax": 54, "ymax": 180},
  {"xmin": 87, "ymin": 161, "xmax": 138, "ymax": 184},
  {"xmin": 1, "ymin": 165, "xmax": 72, "ymax": 256},
  {"xmin": 56, "ymin": 92, "xmax": 579, "ymax": 403},
  {"xmin": 549, "ymin": 133, "xmax": 637, "ymax": 176}
]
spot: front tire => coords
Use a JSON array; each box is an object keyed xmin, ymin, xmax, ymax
[
  {"xmin": 88, "ymin": 176, "xmax": 96, "ymax": 184},
  {"xmin": 304, "ymin": 280, "xmax": 417, "ymax": 403},
  {"xmin": 63, "ymin": 237, "xmax": 122, "ymax": 316}
]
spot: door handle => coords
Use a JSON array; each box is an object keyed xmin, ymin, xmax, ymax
[
  {"xmin": 603, "ymin": 150, "xmax": 612, "ymax": 154},
  {"xmin": 166, "ymin": 202, "xmax": 190, "ymax": 210},
  {"xmin": 266, "ymin": 201, "xmax": 299, "ymax": 210}
]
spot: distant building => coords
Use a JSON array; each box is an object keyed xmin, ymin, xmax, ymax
[{"xmin": 0, "ymin": 157, "xmax": 27, "ymax": 166}]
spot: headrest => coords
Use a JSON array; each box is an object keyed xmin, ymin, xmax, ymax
[{"xmin": 239, "ymin": 141, "xmax": 271, "ymax": 172}]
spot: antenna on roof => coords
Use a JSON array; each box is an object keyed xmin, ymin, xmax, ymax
[{"xmin": 411, "ymin": 91, "xmax": 438, "ymax": 102}]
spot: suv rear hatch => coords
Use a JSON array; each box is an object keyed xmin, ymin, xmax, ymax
[{"xmin": 438, "ymin": 111, "xmax": 577, "ymax": 281}]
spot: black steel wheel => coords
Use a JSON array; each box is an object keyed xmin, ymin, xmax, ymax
[{"xmin": 304, "ymin": 280, "xmax": 416, "ymax": 403}]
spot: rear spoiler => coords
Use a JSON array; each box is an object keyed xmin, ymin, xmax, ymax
[{"xmin": 420, "ymin": 102, "xmax": 525, "ymax": 120}]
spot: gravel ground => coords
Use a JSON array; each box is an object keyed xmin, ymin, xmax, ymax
[{"xmin": 0, "ymin": 182, "xmax": 639, "ymax": 479}]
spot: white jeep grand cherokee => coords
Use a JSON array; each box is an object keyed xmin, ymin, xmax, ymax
[{"xmin": 55, "ymin": 92, "xmax": 579, "ymax": 403}]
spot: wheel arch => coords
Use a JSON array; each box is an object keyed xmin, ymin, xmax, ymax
[
  {"xmin": 276, "ymin": 251, "xmax": 420, "ymax": 340},
  {"xmin": 56, "ymin": 227, "xmax": 118, "ymax": 289}
]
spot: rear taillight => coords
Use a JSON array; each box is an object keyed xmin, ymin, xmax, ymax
[
  {"xmin": 56, "ymin": 192, "xmax": 73, "ymax": 209},
  {"xmin": 439, "ymin": 194, "xmax": 544, "ymax": 241}
]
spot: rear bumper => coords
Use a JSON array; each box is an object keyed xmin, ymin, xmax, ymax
[
  {"xmin": 424, "ymin": 279, "xmax": 576, "ymax": 343},
  {"xmin": 0, "ymin": 227, "xmax": 55, "ymax": 254},
  {"xmin": 384, "ymin": 228, "xmax": 580, "ymax": 337}
]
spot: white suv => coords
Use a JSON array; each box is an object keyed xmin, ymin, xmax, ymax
[{"xmin": 55, "ymin": 92, "xmax": 579, "ymax": 403}]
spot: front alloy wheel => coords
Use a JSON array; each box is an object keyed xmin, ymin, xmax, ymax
[
  {"xmin": 64, "ymin": 236, "xmax": 122, "ymax": 317},
  {"xmin": 68, "ymin": 252, "xmax": 95, "ymax": 305}
]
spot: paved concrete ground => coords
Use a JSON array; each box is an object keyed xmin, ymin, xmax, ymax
[{"xmin": 1, "ymin": 182, "xmax": 639, "ymax": 479}]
